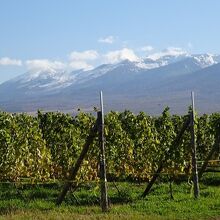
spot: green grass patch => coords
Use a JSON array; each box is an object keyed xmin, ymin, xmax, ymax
[{"xmin": 0, "ymin": 176, "xmax": 219, "ymax": 219}]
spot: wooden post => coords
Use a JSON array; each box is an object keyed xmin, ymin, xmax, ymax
[
  {"xmin": 198, "ymin": 135, "xmax": 220, "ymax": 179},
  {"xmin": 141, "ymin": 116, "xmax": 190, "ymax": 198},
  {"xmin": 169, "ymin": 176, "xmax": 174, "ymax": 200},
  {"xmin": 98, "ymin": 91, "xmax": 109, "ymax": 212},
  {"xmin": 141, "ymin": 163, "xmax": 163, "ymax": 197},
  {"xmin": 190, "ymin": 91, "xmax": 200, "ymax": 199},
  {"xmin": 56, "ymin": 120, "xmax": 98, "ymax": 205}
]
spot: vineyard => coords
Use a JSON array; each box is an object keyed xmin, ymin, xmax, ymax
[{"xmin": 0, "ymin": 108, "xmax": 219, "ymax": 183}]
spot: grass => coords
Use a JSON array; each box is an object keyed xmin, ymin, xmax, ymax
[{"xmin": 0, "ymin": 174, "xmax": 219, "ymax": 219}]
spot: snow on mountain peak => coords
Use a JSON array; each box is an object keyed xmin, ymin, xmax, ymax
[
  {"xmin": 134, "ymin": 60, "xmax": 161, "ymax": 70},
  {"xmin": 22, "ymin": 68, "xmax": 68, "ymax": 83},
  {"xmin": 132, "ymin": 48, "xmax": 189, "ymax": 71},
  {"xmin": 69, "ymin": 64, "xmax": 116, "ymax": 84},
  {"xmin": 192, "ymin": 53, "xmax": 218, "ymax": 68}
]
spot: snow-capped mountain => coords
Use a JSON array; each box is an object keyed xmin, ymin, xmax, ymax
[
  {"xmin": 7, "ymin": 52, "xmax": 219, "ymax": 91},
  {"xmin": 0, "ymin": 52, "xmax": 220, "ymax": 113},
  {"xmin": 11, "ymin": 69, "xmax": 72, "ymax": 91},
  {"xmin": 191, "ymin": 54, "xmax": 220, "ymax": 68}
]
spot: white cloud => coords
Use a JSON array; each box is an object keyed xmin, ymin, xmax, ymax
[
  {"xmin": 69, "ymin": 61, "xmax": 93, "ymax": 71},
  {"xmin": 68, "ymin": 50, "xmax": 99, "ymax": 71},
  {"xmin": 140, "ymin": 46, "xmax": 154, "ymax": 52},
  {"xmin": 69, "ymin": 50, "xmax": 99, "ymax": 61},
  {"xmin": 26, "ymin": 59, "xmax": 66, "ymax": 71},
  {"xmin": 3, "ymin": 46, "xmax": 190, "ymax": 74},
  {"xmin": 147, "ymin": 47, "xmax": 188, "ymax": 61},
  {"xmin": 104, "ymin": 48, "xmax": 140, "ymax": 64},
  {"xmin": 0, "ymin": 57, "xmax": 22, "ymax": 66},
  {"xmin": 98, "ymin": 36, "xmax": 115, "ymax": 44}
]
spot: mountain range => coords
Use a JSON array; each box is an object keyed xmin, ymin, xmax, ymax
[{"xmin": 1, "ymin": 52, "xmax": 220, "ymax": 114}]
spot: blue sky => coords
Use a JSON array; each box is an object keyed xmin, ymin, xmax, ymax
[{"xmin": 0, "ymin": 0, "xmax": 220, "ymax": 83}]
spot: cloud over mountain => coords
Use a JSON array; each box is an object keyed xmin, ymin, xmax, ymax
[
  {"xmin": 1, "ymin": 47, "xmax": 217, "ymax": 80},
  {"xmin": 147, "ymin": 47, "xmax": 188, "ymax": 61},
  {"xmin": 104, "ymin": 48, "xmax": 139, "ymax": 64},
  {"xmin": 0, "ymin": 57, "xmax": 22, "ymax": 66},
  {"xmin": 26, "ymin": 59, "xmax": 66, "ymax": 71},
  {"xmin": 98, "ymin": 36, "xmax": 115, "ymax": 44},
  {"xmin": 140, "ymin": 46, "xmax": 154, "ymax": 52},
  {"xmin": 69, "ymin": 50, "xmax": 99, "ymax": 70}
]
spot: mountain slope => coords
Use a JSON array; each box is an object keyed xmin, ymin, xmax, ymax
[
  {"xmin": 0, "ymin": 53, "xmax": 220, "ymax": 113},
  {"xmin": 62, "ymin": 55, "xmax": 207, "ymax": 97}
]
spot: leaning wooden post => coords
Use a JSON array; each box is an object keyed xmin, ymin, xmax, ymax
[
  {"xmin": 141, "ymin": 116, "xmax": 190, "ymax": 198},
  {"xmin": 98, "ymin": 91, "xmax": 109, "ymax": 212},
  {"xmin": 141, "ymin": 163, "xmax": 163, "ymax": 198},
  {"xmin": 198, "ymin": 135, "xmax": 220, "ymax": 179},
  {"xmin": 56, "ymin": 120, "xmax": 98, "ymax": 205},
  {"xmin": 190, "ymin": 91, "xmax": 200, "ymax": 199}
]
